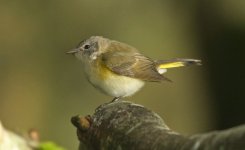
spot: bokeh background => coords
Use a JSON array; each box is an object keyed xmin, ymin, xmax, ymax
[{"xmin": 0, "ymin": 0, "xmax": 244, "ymax": 149}]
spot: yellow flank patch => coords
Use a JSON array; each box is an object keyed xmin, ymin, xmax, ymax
[
  {"xmin": 158, "ymin": 62, "xmax": 186, "ymax": 69},
  {"xmin": 95, "ymin": 59, "xmax": 116, "ymax": 80},
  {"xmin": 98, "ymin": 65, "xmax": 114, "ymax": 79}
]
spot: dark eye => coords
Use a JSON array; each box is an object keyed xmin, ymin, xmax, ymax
[{"xmin": 84, "ymin": 44, "xmax": 90, "ymax": 50}]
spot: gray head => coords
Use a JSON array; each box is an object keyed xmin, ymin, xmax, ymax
[{"xmin": 67, "ymin": 36, "xmax": 110, "ymax": 61}]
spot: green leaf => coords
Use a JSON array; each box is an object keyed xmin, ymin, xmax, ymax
[{"xmin": 38, "ymin": 141, "xmax": 66, "ymax": 150}]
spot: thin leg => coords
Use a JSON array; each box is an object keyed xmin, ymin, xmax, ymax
[
  {"xmin": 111, "ymin": 97, "xmax": 121, "ymax": 102},
  {"xmin": 95, "ymin": 97, "xmax": 122, "ymax": 112}
]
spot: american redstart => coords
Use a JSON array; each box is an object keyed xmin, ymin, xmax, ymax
[{"xmin": 67, "ymin": 36, "xmax": 201, "ymax": 101}]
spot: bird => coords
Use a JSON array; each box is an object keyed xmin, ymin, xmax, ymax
[{"xmin": 67, "ymin": 36, "xmax": 201, "ymax": 102}]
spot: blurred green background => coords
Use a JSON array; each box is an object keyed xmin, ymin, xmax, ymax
[{"xmin": 0, "ymin": 0, "xmax": 244, "ymax": 149}]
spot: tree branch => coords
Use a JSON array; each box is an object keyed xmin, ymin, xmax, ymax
[{"xmin": 71, "ymin": 101, "xmax": 245, "ymax": 150}]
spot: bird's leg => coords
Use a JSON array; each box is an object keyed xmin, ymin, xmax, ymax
[
  {"xmin": 95, "ymin": 97, "xmax": 122, "ymax": 112},
  {"xmin": 111, "ymin": 97, "xmax": 121, "ymax": 102}
]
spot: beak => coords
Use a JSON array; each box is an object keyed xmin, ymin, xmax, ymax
[{"xmin": 66, "ymin": 48, "xmax": 80, "ymax": 54}]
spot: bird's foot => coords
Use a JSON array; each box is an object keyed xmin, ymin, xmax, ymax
[
  {"xmin": 95, "ymin": 97, "xmax": 122, "ymax": 112},
  {"xmin": 111, "ymin": 97, "xmax": 121, "ymax": 102}
]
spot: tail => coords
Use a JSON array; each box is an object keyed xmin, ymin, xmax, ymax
[{"xmin": 155, "ymin": 58, "xmax": 201, "ymax": 74}]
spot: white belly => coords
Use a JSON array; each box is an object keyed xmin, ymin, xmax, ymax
[
  {"xmin": 86, "ymin": 68, "xmax": 145, "ymax": 97},
  {"xmin": 98, "ymin": 75, "xmax": 144, "ymax": 97}
]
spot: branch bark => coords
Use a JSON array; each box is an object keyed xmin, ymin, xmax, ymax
[{"xmin": 71, "ymin": 101, "xmax": 245, "ymax": 150}]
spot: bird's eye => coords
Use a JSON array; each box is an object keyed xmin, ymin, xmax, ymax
[{"xmin": 84, "ymin": 44, "xmax": 90, "ymax": 50}]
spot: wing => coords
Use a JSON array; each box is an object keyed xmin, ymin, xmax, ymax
[{"xmin": 101, "ymin": 41, "xmax": 170, "ymax": 82}]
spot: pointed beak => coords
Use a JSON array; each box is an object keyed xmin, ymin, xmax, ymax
[{"xmin": 66, "ymin": 48, "xmax": 80, "ymax": 54}]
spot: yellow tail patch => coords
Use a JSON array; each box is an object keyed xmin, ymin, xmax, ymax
[
  {"xmin": 157, "ymin": 59, "xmax": 201, "ymax": 69},
  {"xmin": 158, "ymin": 62, "xmax": 186, "ymax": 69}
]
